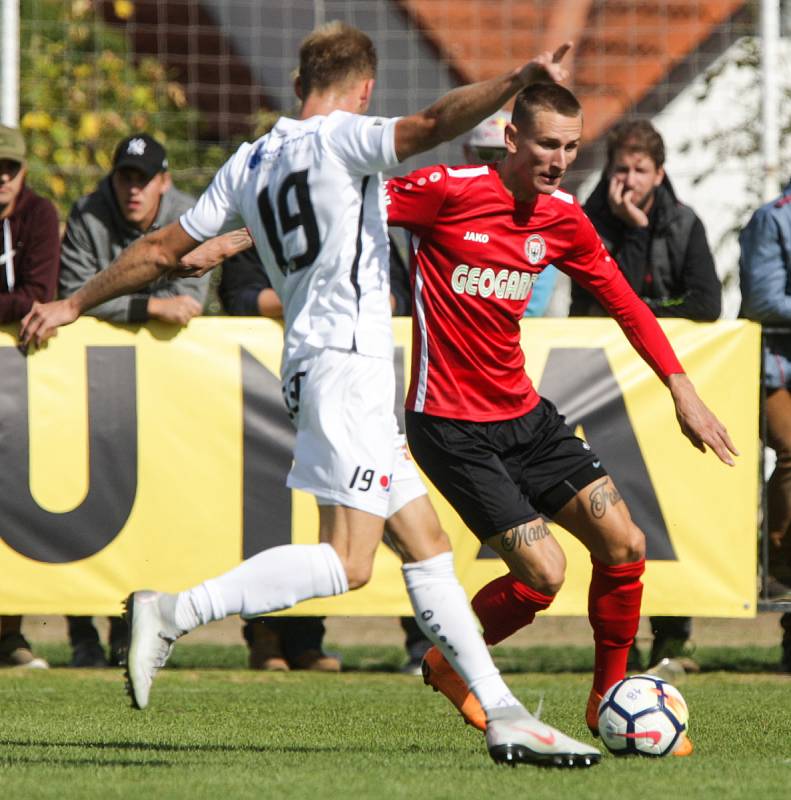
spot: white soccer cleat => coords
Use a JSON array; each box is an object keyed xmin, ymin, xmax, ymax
[
  {"xmin": 124, "ymin": 590, "xmax": 184, "ymax": 710},
  {"xmin": 486, "ymin": 706, "xmax": 601, "ymax": 768}
]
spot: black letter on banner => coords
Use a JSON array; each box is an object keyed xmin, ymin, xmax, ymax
[
  {"xmin": 0, "ymin": 347, "xmax": 137, "ymax": 563},
  {"xmin": 241, "ymin": 347, "xmax": 295, "ymax": 558},
  {"xmin": 537, "ymin": 348, "xmax": 676, "ymax": 561}
]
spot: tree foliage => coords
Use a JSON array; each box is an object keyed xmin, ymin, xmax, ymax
[
  {"xmin": 677, "ymin": 36, "xmax": 791, "ymax": 262},
  {"xmin": 19, "ymin": 0, "xmax": 229, "ymax": 218}
]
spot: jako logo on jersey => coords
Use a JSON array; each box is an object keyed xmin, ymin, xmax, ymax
[
  {"xmin": 525, "ymin": 234, "xmax": 546, "ymax": 265},
  {"xmin": 464, "ymin": 231, "xmax": 490, "ymax": 243},
  {"xmin": 451, "ymin": 264, "xmax": 536, "ymax": 300}
]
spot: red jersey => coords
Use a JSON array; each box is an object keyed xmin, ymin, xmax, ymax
[{"xmin": 385, "ymin": 164, "xmax": 684, "ymax": 421}]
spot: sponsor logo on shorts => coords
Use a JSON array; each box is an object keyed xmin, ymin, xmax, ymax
[
  {"xmin": 525, "ymin": 234, "xmax": 546, "ymax": 265},
  {"xmin": 349, "ymin": 466, "xmax": 391, "ymax": 494},
  {"xmin": 451, "ymin": 264, "xmax": 536, "ymax": 300}
]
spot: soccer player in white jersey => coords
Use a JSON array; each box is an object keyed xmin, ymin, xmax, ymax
[{"xmin": 19, "ymin": 23, "xmax": 599, "ymax": 767}]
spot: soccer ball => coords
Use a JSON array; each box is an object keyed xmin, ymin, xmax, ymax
[{"xmin": 597, "ymin": 674, "xmax": 689, "ymax": 757}]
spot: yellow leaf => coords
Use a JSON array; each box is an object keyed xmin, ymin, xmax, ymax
[
  {"xmin": 21, "ymin": 111, "xmax": 53, "ymax": 132},
  {"xmin": 49, "ymin": 175, "xmax": 66, "ymax": 197},
  {"xmin": 78, "ymin": 112, "xmax": 101, "ymax": 141},
  {"xmin": 114, "ymin": 0, "xmax": 135, "ymax": 20}
]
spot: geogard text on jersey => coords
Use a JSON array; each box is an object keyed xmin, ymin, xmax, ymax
[{"xmin": 450, "ymin": 264, "xmax": 537, "ymax": 300}]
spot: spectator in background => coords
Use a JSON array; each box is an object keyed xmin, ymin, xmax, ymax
[
  {"xmin": 0, "ymin": 123, "xmax": 58, "ymax": 669},
  {"xmin": 60, "ymin": 133, "xmax": 208, "ymax": 324},
  {"xmin": 218, "ymin": 246, "xmax": 340, "ymax": 673},
  {"xmin": 570, "ymin": 119, "xmax": 720, "ymax": 321},
  {"xmin": 739, "ymin": 180, "xmax": 791, "ymax": 673},
  {"xmin": 59, "ymin": 133, "xmax": 210, "ymax": 666},
  {"xmin": 463, "ymin": 110, "xmax": 559, "ymax": 317},
  {"xmin": 570, "ymin": 118, "xmax": 721, "ymax": 675}
]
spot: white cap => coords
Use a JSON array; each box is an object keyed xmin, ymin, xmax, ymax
[{"xmin": 466, "ymin": 110, "xmax": 510, "ymax": 148}]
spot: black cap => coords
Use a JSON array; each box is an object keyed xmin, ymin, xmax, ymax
[{"xmin": 112, "ymin": 134, "xmax": 168, "ymax": 179}]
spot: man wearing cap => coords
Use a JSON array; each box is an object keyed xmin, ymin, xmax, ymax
[
  {"xmin": 59, "ymin": 133, "xmax": 209, "ymax": 326},
  {"xmin": 59, "ymin": 133, "xmax": 209, "ymax": 666},
  {"xmin": 0, "ymin": 123, "xmax": 58, "ymax": 669}
]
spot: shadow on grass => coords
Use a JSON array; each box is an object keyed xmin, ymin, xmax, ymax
[
  {"xmin": 33, "ymin": 642, "xmax": 785, "ymax": 676},
  {"xmin": 0, "ymin": 738, "xmax": 455, "ymax": 758},
  {"xmin": 0, "ymin": 755, "xmax": 175, "ymax": 768}
]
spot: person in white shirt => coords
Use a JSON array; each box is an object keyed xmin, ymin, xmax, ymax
[{"xmin": 19, "ymin": 22, "xmax": 599, "ymax": 768}]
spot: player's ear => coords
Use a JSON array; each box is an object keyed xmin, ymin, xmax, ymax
[
  {"xmin": 294, "ymin": 74, "xmax": 304, "ymax": 101},
  {"xmin": 359, "ymin": 77, "xmax": 375, "ymax": 112},
  {"xmin": 160, "ymin": 171, "xmax": 172, "ymax": 193},
  {"xmin": 503, "ymin": 122, "xmax": 519, "ymax": 154},
  {"xmin": 654, "ymin": 164, "xmax": 665, "ymax": 187}
]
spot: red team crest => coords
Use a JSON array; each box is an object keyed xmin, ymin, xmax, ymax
[{"xmin": 525, "ymin": 233, "xmax": 546, "ymax": 265}]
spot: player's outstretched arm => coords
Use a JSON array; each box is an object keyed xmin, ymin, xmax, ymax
[
  {"xmin": 19, "ymin": 221, "xmax": 199, "ymax": 351},
  {"xmin": 667, "ymin": 373, "xmax": 738, "ymax": 466},
  {"xmin": 394, "ymin": 42, "xmax": 572, "ymax": 162}
]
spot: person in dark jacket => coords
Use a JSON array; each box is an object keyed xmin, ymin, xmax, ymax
[
  {"xmin": 570, "ymin": 119, "xmax": 721, "ymax": 321},
  {"xmin": 571, "ymin": 119, "xmax": 723, "ymax": 675},
  {"xmin": 739, "ymin": 181, "xmax": 791, "ymax": 672},
  {"xmin": 59, "ymin": 133, "xmax": 209, "ymax": 324},
  {"xmin": 0, "ymin": 124, "xmax": 58, "ymax": 669}
]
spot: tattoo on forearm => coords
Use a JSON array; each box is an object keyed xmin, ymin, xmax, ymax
[
  {"xmin": 500, "ymin": 519, "xmax": 551, "ymax": 551},
  {"xmin": 589, "ymin": 480, "xmax": 622, "ymax": 519}
]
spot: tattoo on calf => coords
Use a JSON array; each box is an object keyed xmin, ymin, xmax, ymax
[
  {"xmin": 500, "ymin": 519, "xmax": 552, "ymax": 551},
  {"xmin": 589, "ymin": 479, "xmax": 622, "ymax": 519}
]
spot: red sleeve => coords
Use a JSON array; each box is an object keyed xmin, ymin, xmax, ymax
[
  {"xmin": 385, "ymin": 165, "xmax": 447, "ymax": 237},
  {"xmin": 558, "ymin": 208, "xmax": 684, "ymax": 382}
]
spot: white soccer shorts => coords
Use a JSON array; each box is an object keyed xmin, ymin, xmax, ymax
[{"xmin": 282, "ymin": 348, "xmax": 426, "ymax": 518}]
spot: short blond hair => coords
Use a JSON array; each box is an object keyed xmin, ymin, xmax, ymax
[{"xmin": 298, "ymin": 21, "xmax": 377, "ymax": 97}]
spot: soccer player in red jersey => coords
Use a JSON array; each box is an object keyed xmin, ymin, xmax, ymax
[{"xmin": 385, "ymin": 82, "xmax": 737, "ymax": 757}]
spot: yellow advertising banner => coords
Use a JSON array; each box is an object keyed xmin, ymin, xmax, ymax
[{"xmin": 0, "ymin": 317, "xmax": 760, "ymax": 617}]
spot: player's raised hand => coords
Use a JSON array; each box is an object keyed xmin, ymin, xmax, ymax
[
  {"xmin": 18, "ymin": 298, "xmax": 80, "ymax": 353},
  {"xmin": 519, "ymin": 42, "xmax": 573, "ymax": 87},
  {"xmin": 668, "ymin": 374, "xmax": 738, "ymax": 466},
  {"xmin": 174, "ymin": 228, "xmax": 253, "ymax": 278}
]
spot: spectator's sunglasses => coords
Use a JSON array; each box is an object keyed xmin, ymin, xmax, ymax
[{"xmin": 0, "ymin": 160, "xmax": 23, "ymax": 179}]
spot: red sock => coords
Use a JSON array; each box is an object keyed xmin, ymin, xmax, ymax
[
  {"xmin": 471, "ymin": 574, "xmax": 554, "ymax": 645},
  {"xmin": 589, "ymin": 556, "xmax": 645, "ymax": 695}
]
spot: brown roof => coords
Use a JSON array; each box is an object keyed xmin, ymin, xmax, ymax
[
  {"xmin": 398, "ymin": 0, "xmax": 747, "ymax": 142},
  {"xmin": 99, "ymin": 0, "xmax": 267, "ymax": 140}
]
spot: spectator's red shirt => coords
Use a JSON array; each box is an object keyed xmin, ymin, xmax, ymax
[{"xmin": 386, "ymin": 164, "xmax": 683, "ymax": 421}]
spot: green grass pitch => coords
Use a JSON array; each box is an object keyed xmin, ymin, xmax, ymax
[{"xmin": 1, "ymin": 643, "xmax": 789, "ymax": 800}]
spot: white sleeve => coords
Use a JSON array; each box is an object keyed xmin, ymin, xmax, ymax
[
  {"xmin": 327, "ymin": 112, "xmax": 400, "ymax": 175},
  {"xmin": 180, "ymin": 142, "xmax": 251, "ymax": 242}
]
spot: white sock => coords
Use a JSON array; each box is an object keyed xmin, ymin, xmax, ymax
[
  {"xmin": 174, "ymin": 543, "xmax": 348, "ymax": 630},
  {"xmin": 402, "ymin": 552, "xmax": 520, "ymax": 712}
]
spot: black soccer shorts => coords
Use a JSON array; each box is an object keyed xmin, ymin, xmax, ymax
[{"xmin": 405, "ymin": 397, "xmax": 608, "ymax": 542}]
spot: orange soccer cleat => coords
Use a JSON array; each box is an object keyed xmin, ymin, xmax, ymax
[
  {"xmin": 672, "ymin": 731, "xmax": 694, "ymax": 756},
  {"xmin": 585, "ymin": 688, "xmax": 604, "ymax": 736},
  {"xmin": 421, "ymin": 646, "xmax": 487, "ymax": 731}
]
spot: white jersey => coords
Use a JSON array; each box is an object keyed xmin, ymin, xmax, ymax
[{"xmin": 180, "ymin": 111, "xmax": 400, "ymax": 366}]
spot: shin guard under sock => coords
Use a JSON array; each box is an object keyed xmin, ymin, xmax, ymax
[
  {"xmin": 471, "ymin": 574, "xmax": 555, "ymax": 645},
  {"xmin": 403, "ymin": 553, "xmax": 519, "ymax": 710},
  {"xmin": 589, "ymin": 556, "xmax": 645, "ymax": 695}
]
